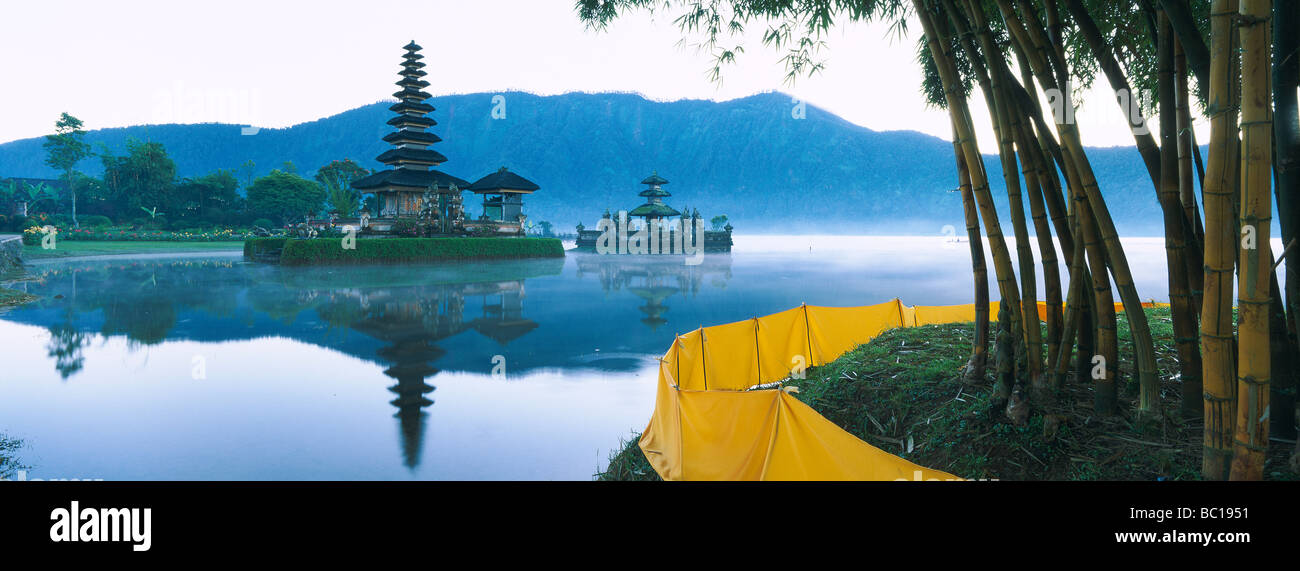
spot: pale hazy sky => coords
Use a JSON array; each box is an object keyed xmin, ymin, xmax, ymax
[{"xmin": 0, "ymin": 0, "xmax": 1204, "ymax": 147}]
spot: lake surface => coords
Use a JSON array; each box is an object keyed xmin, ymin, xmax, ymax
[{"xmin": 0, "ymin": 235, "xmax": 1242, "ymax": 480}]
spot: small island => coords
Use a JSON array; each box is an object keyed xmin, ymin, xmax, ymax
[
  {"xmin": 247, "ymin": 41, "xmax": 563, "ymax": 265},
  {"xmin": 574, "ymin": 172, "xmax": 733, "ymax": 254}
]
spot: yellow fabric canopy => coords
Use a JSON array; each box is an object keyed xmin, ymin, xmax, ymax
[{"xmin": 638, "ymin": 298, "xmax": 1167, "ymax": 481}]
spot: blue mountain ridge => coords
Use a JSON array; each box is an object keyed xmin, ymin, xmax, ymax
[{"xmin": 0, "ymin": 91, "xmax": 1166, "ymax": 235}]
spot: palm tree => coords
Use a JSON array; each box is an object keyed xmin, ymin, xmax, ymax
[
  {"xmin": 24, "ymin": 182, "xmax": 59, "ymax": 215},
  {"xmin": 0, "ymin": 180, "xmax": 24, "ymax": 216}
]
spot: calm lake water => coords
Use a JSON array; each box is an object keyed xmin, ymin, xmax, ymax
[{"xmin": 0, "ymin": 235, "xmax": 1233, "ymax": 480}]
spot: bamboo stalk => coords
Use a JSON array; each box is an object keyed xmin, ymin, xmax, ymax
[
  {"xmin": 1002, "ymin": 0, "xmax": 1161, "ymax": 422},
  {"xmin": 1065, "ymin": 0, "xmax": 1163, "ymax": 188},
  {"xmin": 1201, "ymin": 0, "xmax": 1241, "ymax": 481},
  {"xmin": 1015, "ymin": 117, "xmax": 1064, "ymax": 374},
  {"xmin": 1008, "ymin": 77, "xmax": 1077, "ymax": 258},
  {"xmin": 1053, "ymin": 204, "xmax": 1089, "ymax": 388},
  {"xmin": 1159, "ymin": 13, "xmax": 1206, "ymax": 420},
  {"xmin": 953, "ymin": 124, "xmax": 990, "ymax": 383},
  {"xmin": 953, "ymin": 0, "xmax": 1044, "ymax": 387},
  {"xmin": 1229, "ymin": 0, "xmax": 1273, "ymax": 481},
  {"xmin": 1270, "ymin": 0, "xmax": 1299, "ymax": 443},
  {"xmin": 1158, "ymin": 0, "xmax": 1213, "ymax": 90},
  {"xmin": 914, "ymin": 0, "xmax": 1027, "ymax": 407},
  {"xmin": 1176, "ymin": 38, "xmax": 1207, "ymax": 311},
  {"xmin": 1266, "ymin": 271, "xmax": 1296, "ymax": 440}
]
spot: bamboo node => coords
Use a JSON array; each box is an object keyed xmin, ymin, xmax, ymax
[
  {"xmin": 1233, "ymin": 13, "xmax": 1269, "ymax": 26},
  {"xmin": 1238, "ymin": 375, "xmax": 1269, "ymax": 386},
  {"xmin": 1232, "ymin": 439, "xmax": 1268, "ymax": 453}
]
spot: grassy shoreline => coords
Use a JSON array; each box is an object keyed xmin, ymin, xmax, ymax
[
  {"xmin": 23, "ymin": 240, "xmax": 246, "ymax": 260},
  {"xmin": 0, "ymin": 287, "xmax": 36, "ymax": 311},
  {"xmin": 271, "ymin": 237, "xmax": 565, "ymax": 265},
  {"xmin": 597, "ymin": 307, "xmax": 1298, "ymax": 481}
]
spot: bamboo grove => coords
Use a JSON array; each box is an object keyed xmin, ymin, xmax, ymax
[{"xmin": 576, "ymin": 0, "xmax": 1300, "ymax": 479}]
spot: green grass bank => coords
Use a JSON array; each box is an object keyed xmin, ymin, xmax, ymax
[
  {"xmin": 24, "ymin": 240, "xmax": 246, "ymax": 260},
  {"xmin": 250, "ymin": 237, "xmax": 565, "ymax": 265},
  {"xmin": 0, "ymin": 287, "xmax": 36, "ymax": 311}
]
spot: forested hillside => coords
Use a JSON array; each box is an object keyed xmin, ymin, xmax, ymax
[{"xmin": 0, "ymin": 91, "xmax": 1166, "ymax": 234}]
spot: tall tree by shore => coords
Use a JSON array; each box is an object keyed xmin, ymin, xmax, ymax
[{"xmin": 43, "ymin": 113, "xmax": 90, "ymax": 229}]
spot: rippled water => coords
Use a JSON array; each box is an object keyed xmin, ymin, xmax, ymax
[{"xmin": 0, "ymin": 236, "xmax": 1212, "ymax": 479}]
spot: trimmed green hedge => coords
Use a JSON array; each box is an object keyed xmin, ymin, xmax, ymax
[
  {"xmin": 244, "ymin": 237, "xmax": 289, "ymax": 258},
  {"xmin": 277, "ymin": 237, "xmax": 564, "ymax": 265}
]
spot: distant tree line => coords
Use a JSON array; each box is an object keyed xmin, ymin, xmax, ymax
[{"xmin": 0, "ymin": 113, "xmax": 372, "ymax": 232}]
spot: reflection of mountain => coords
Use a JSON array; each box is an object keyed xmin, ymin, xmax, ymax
[
  {"xmin": 575, "ymin": 254, "xmax": 733, "ymax": 331},
  {"xmin": 2, "ymin": 256, "xmax": 561, "ymax": 471},
  {"xmin": 1, "ymin": 253, "xmax": 745, "ymax": 468},
  {"xmin": 3, "ymin": 258, "xmax": 562, "ymax": 358}
]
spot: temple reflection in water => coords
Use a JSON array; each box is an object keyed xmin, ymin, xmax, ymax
[
  {"xmin": 3, "ymin": 252, "xmax": 737, "ymax": 473},
  {"xmin": 316, "ymin": 279, "xmax": 540, "ymax": 470},
  {"xmin": 4, "ymin": 258, "xmax": 556, "ymax": 472},
  {"xmin": 574, "ymin": 253, "xmax": 733, "ymax": 331}
]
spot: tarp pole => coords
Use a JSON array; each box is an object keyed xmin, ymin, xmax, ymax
[
  {"xmin": 699, "ymin": 327, "xmax": 707, "ymax": 391},
  {"xmin": 802, "ymin": 303, "xmax": 813, "ymax": 367}
]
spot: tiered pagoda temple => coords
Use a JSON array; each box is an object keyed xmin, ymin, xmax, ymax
[
  {"xmin": 351, "ymin": 41, "xmax": 470, "ymax": 233},
  {"xmin": 574, "ymin": 171, "xmax": 733, "ymax": 252},
  {"xmin": 349, "ymin": 41, "xmax": 541, "ymax": 236},
  {"xmin": 628, "ymin": 172, "xmax": 680, "ymax": 223}
]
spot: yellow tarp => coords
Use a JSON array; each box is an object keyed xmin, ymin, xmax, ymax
[{"xmin": 637, "ymin": 298, "xmax": 1168, "ymax": 481}]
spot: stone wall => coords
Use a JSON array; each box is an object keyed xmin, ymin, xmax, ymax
[{"xmin": 0, "ymin": 235, "xmax": 23, "ymax": 275}]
